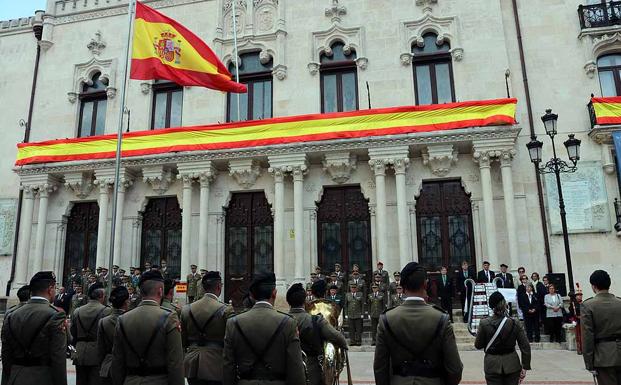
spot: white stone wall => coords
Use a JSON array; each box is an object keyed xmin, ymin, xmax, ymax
[{"xmin": 0, "ymin": 0, "xmax": 619, "ymax": 293}]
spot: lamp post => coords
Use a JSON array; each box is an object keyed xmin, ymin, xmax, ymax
[
  {"xmin": 614, "ymin": 198, "xmax": 621, "ymax": 233},
  {"xmin": 526, "ymin": 109, "xmax": 581, "ymax": 293}
]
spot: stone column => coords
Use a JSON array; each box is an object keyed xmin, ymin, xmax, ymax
[
  {"xmin": 33, "ymin": 184, "xmax": 55, "ymax": 272},
  {"xmin": 292, "ymin": 165, "xmax": 307, "ymax": 281},
  {"xmin": 15, "ymin": 186, "xmax": 36, "ymax": 284},
  {"xmin": 271, "ymin": 167, "xmax": 285, "ymax": 281},
  {"xmin": 409, "ymin": 204, "xmax": 419, "ymax": 262},
  {"xmin": 369, "ymin": 206, "xmax": 377, "ymax": 267},
  {"xmin": 309, "ymin": 209, "xmax": 318, "ymax": 276},
  {"xmin": 95, "ymin": 180, "xmax": 111, "ymax": 269},
  {"xmin": 394, "ymin": 158, "xmax": 411, "ymax": 268},
  {"xmin": 54, "ymin": 220, "xmax": 67, "ymax": 280},
  {"xmin": 369, "ymin": 159, "xmax": 388, "ymax": 262},
  {"xmin": 130, "ymin": 217, "xmax": 142, "ymax": 268},
  {"xmin": 112, "ymin": 179, "xmax": 132, "ymax": 267},
  {"xmin": 500, "ymin": 150, "xmax": 519, "ymax": 268},
  {"xmin": 474, "ymin": 151, "xmax": 498, "ymax": 267},
  {"xmin": 198, "ymin": 166, "xmax": 216, "ymax": 270},
  {"xmin": 179, "ymin": 174, "xmax": 194, "ymax": 281}
]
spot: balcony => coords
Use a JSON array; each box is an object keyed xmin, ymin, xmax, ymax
[{"xmin": 578, "ymin": 1, "xmax": 621, "ymax": 29}]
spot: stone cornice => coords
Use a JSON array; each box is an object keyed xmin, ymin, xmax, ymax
[{"xmin": 15, "ymin": 125, "xmax": 521, "ymax": 176}]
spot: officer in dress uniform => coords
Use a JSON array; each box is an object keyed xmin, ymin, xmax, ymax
[
  {"xmin": 343, "ymin": 283, "xmax": 364, "ymax": 346},
  {"xmin": 287, "ymin": 283, "xmax": 348, "ymax": 385},
  {"xmin": 326, "ymin": 273, "xmax": 343, "ymax": 294},
  {"xmin": 368, "ymin": 284, "xmax": 386, "ymax": 346},
  {"xmin": 374, "ymin": 262, "xmax": 463, "ymax": 385},
  {"xmin": 97, "ymin": 287, "xmax": 129, "ymax": 385},
  {"xmin": 186, "ymin": 265, "xmax": 200, "ymax": 304},
  {"xmin": 127, "ymin": 286, "xmax": 140, "ymax": 310},
  {"xmin": 1, "ymin": 273, "xmax": 67, "ymax": 385},
  {"xmin": 196, "ymin": 270, "xmax": 207, "ymax": 299},
  {"xmin": 180, "ymin": 271, "xmax": 234, "ymax": 385},
  {"xmin": 111, "ymin": 270, "xmax": 184, "ymax": 385},
  {"xmin": 223, "ymin": 272, "xmax": 305, "ymax": 385},
  {"xmin": 390, "ymin": 286, "xmax": 405, "ymax": 307},
  {"xmin": 69, "ymin": 268, "xmax": 82, "ymax": 289},
  {"xmin": 475, "ymin": 292, "xmax": 531, "ymax": 385},
  {"xmin": 315, "ymin": 266, "xmax": 325, "ymax": 281},
  {"xmin": 581, "ymin": 270, "xmax": 621, "ymax": 385},
  {"xmin": 348, "ymin": 271, "xmax": 366, "ymax": 300},
  {"xmin": 327, "ymin": 285, "xmax": 343, "ymax": 309},
  {"xmin": 389, "ymin": 272, "xmax": 401, "ymax": 296},
  {"xmin": 71, "ymin": 283, "xmax": 112, "ymax": 385},
  {"xmin": 71, "ymin": 284, "xmax": 87, "ymax": 314},
  {"xmin": 161, "ymin": 279, "xmax": 180, "ymax": 316},
  {"xmin": 373, "ymin": 262, "xmax": 390, "ymax": 288},
  {"xmin": 333, "ymin": 263, "xmax": 346, "ymax": 285}
]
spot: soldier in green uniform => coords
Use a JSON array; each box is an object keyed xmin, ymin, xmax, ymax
[
  {"xmin": 71, "ymin": 284, "xmax": 87, "ymax": 315},
  {"xmin": 97, "ymin": 286, "xmax": 129, "ymax": 385},
  {"xmin": 368, "ymin": 284, "xmax": 386, "ymax": 346},
  {"xmin": 374, "ymin": 262, "xmax": 463, "ymax": 385},
  {"xmin": 186, "ymin": 265, "xmax": 199, "ymax": 304},
  {"xmin": 390, "ymin": 286, "xmax": 405, "ymax": 307},
  {"xmin": 389, "ymin": 272, "xmax": 401, "ymax": 296},
  {"xmin": 111, "ymin": 270, "xmax": 184, "ymax": 385},
  {"xmin": 223, "ymin": 272, "xmax": 305, "ymax": 385},
  {"xmin": 373, "ymin": 273, "xmax": 389, "ymax": 299},
  {"xmin": 326, "ymin": 285, "xmax": 343, "ymax": 309},
  {"xmin": 71, "ymin": 283, "xmax": 111, "ymax": 385},
  {"xmin": 475, "ymin": 292, "xmax": 531, "ymax": 385},
  {"xmin": 180, "ymin": 271, "xmax": 234, "ymax": 385},
  {"xmin": 343, "ymin": 283, "xmax": 364, "ymax": 346},
  {"xmin": 162, "ymin": 279, "xmax": 181, "ymax": 316},
  {"xmin": 1, "ymin": 272, "xmax": 67, "ymax": 385},
  {"xmin": 373, "ymin": 261, "xmax": 390, "ymax": 288},
  {"xmin": 326, "ymin": 273, "xmax": 343, "ymax": 294},
  {"xmin": 287, "ymin": 283, "xmax": 347, "ymax": 385},
  {"xmin": 348, "ymin": 271, "xmax": 366, "ymax": 300},
  {"xmin": 195, "ymin": 270, "xmax": 207, "ymax": 299},
  {"xmin": 127, "ymin": 286, "xmax": 140, "ymax": 310},
  {"xmin": 581, "ymin": 270, "xmax": 621, "ymax": 385},
  {"xmin": 6, "ymin": 285, "xmax": 30, "ymax": 317}
]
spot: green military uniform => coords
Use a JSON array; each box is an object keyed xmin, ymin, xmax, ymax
[
  {"xmin": 187, "ymin": 270, "xmax": 200, "ymax": 303},
  {"xmin": 474, "ymin": 315, "xmax": 531, "ymax": 385},
  {"xmin": 581, "ymin": 292, "xmax": 621, "ymax": 384},
  {"xmin": 71, "ymin": 292, "xmax": 87, "ymax": 315},
  {"xmin": 128, "ymin": 292, "xmax": 140, "ymax": 310},
  {"xmin": 348, "ymin": 277, "xmax": 366, "ymax": 299},
  {"xmin": 373, "ymin": 267, "xmax": 390, "ymax": 287},
  {"xmin": 368, "ymin": 289, "xmax": 386, "ymax": 345},
  {"xmin": 5, "ymin": 301, "xmax": 27, "ymax": 318},
  {"xmin": 389, "ymin": 280, "xmax": 401, "ymax": 296},
  {"xmin": 223, "ymin": 302, "xmax": 306, "ymax": 385},
  {"xmin": 111, "ymin": 300, "xmax": 184, "ymax": 385},
  {"xmin": 162, "ymin": 298, "xmax": 181, "ymax": 317},
  {"xmin": 343, "ymin": 289, "xmax": 364, "ymax": 346},
  {"xmin": 374, "ymin": 298, "xmax": 463, "ymax": 385},
  {"xmin": 97, "ymin": 308, "xmax": 124, "ymax": 385},
  {"xmin": 289, "ymin": 308, "xmax": 347, "ymax": 385},
  {"xmin": 390, "ymin": 293, "xmax": 405, "ymax": 307},
  {"xmin": 195, "ymin": 271, "xmax": 207, "ymax": 300},
  {"xmin": 180, "ymin": 292, "xmax": 234, "ymax": 385},
  {"xmin": 326, "ymin": 292, "xmax": 344, "ymax": 309}
]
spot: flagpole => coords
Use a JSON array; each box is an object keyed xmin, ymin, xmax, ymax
[
  {"xmin": 232, "ymin": 0, "xmax": 241, "ymax": 122},
  {"xmin": 107, "ymin": 0, "xmax": 137, "ymax": 293}
]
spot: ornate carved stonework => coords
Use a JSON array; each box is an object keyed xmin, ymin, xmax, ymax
[
  {"xmin": 229, "ymin": 159, "xmax": 262, "ymax": 189},
  {"xmin": 400, "ymin": 10, "xmax": 463, "ymax": 65},
  {"xmin": 580, "ymin": 31, "xmax": 621, "ymax": 78},
  {"xmin": 422, "ymin": 144, "xmax": 458, "ymax": 176},
  {"xmin": 140, "ymin": 82, "xmax": 152, "ymax": 95},
  {"xmin": 322, "ymin": 152, "xmax": 357, "ymax": 184},
  {"xmin": 87, "ymin": 30, "xmax": 106, "ymax": 56},
  {"xmin": 309, "ymin": 23, "xmax": 368, "ymax": 75},
  {"xmin": 68, "ymin": 56, "xmax": 118, "ymax": 103},
  {"xmin": 142, "ymin": 165, "xmax": 174, "ymax": 195},
  {"xmin": 64, "ymin": 171, "xmax": 94, "ymax": 199},
  {"xmin": 325, "ymin": 0, "xmax": 347, "ymax": 24},
  {"xmin": 393, "ymin": 158, "xmax": 411, "ymax": 175}
]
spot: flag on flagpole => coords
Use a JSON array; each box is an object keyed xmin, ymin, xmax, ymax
[{"xmin": 130, "ymin": 1, "xmax": 247, "ymax": 93}]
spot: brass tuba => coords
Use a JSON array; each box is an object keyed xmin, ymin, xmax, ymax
[{"xmin": 306, "ymin": 298, "xmax": 349, "ymax": 385}]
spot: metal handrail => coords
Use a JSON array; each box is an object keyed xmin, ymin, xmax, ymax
[
  {"xmin": 578, "ymin": 1, "xmax": 621, "ymax": 29},
  {"xmin": 465, "ymin": 277, "xmax": 503, "ymax": 336}
]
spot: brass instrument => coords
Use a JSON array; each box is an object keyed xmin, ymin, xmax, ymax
[{"xmin": 306, "ymin": 298, "xmax": 350, "ymax": 385}]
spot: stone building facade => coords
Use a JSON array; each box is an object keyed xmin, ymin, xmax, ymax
[{"xmin": 1, "ymin": 0, "xmax": 620, "ymax": 301}]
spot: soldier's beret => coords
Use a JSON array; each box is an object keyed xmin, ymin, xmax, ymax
[
  {"xmin": 110, "ymin": 286, "xmax": 129, "ymax": 302},
  {"xmin": 204, "ymin": 271, "xmax": 222, "ymax": 281},
  {"xmin": 286, "ymin": 283, "xmax": 305, "ymax": 303},
  {"xmin": 139, "ymin": 270, "xmax": 165, "ymax": 287},
  {"xmin": 311, "ymin": 279, "xmax": 327, "ymax": 295},
  {"xmin": 249, "ymin": 271, "xmax": 276, "ymax": 291},
  {"xmin": 329, "ymin": 285, "xmax": 338, "ymax": 290},
  {"xmin": 88, "ymin": 282, "xmax": 104, "ymax": 296},
  {"xmin": 29, "ymin": 271, "xmax": 56, "ymax": 286},
  {"xmin": 488, "ymin": 291, "xmax": 505, "ymax": 309}
]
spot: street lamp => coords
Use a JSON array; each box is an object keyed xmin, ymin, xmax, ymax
[{"xmin": 526, "ymin": 109, "xmax": 581, "ymax": 293}]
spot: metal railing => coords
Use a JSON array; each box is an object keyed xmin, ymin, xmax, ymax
[
  {"xmin": 587, "ymin": 95, "xmax": 597, "ymax": 128},
  {"xmin": 578, "ymin": 1, "xmax": 621, "ymax": 29}
]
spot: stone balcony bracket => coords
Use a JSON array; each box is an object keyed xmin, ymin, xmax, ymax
[
  {"xmin": 142, "ymin": 165, "xmax": 174, "ymax": 195},
  {"xmin": 422, "ymin": 144, "xmax": 457, "ymax": 176},
  {"xmin": 323, "ymin": 152, "xmax": 357, "ymax": 184},
  {"xmin": 229, "ymin": 159, "xmax": 262, "ymax": 189}
]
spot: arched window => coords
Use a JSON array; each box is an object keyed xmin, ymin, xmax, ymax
[
  {"xmin": 78, "ymin": 72, "xmax": 107, "ymax": 137},
  {"xmin": 412, "ymin": 32, "xmax": 455, "ymax": 105},
  {"xmin": 152, "ymin": 80, "xmax": 183, "ymax": 129},
  {"xmin": 597, "ymin": 54, "xmax": 621, "ymax": 96},
  {"xmin": 320, "ymin": 42, "xmax": 359, "ymax": 113},
  {"xmin": 227, "ymin": 51, "xmax": 273, "ymax": 122}
]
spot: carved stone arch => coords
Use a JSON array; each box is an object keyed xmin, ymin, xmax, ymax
[
  {"xmin": 582, "ymin": 32, "xmax": 621, "ymax": 78},
  {"xmin": 359, "ymin": 180, "xmax": 375, "ymax": 204},
  {"xmin": 399, "ymin": 10, "xmax": 463, "ymax": 66},
  {"xmin": 68, "ymin": 57, "xmax": 118, "ymax": 103},
  {"xmin": 63, "ymin": 201, "xmax": 77, "ymax": 218},
  {"xmin": 313, "ymin": 185, "xmax": 325, "ymax": 206},
  {"xmin": 308, "ymin": 23, "xmax": 368, "ymax": 75}
]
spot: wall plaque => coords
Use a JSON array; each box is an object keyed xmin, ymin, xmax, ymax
[{"xmin": 0, "ymin": 199, "xmax": 17, "ymax": 255}]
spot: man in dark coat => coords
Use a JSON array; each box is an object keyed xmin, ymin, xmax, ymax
[
  {"xmin": 477, "ymin": 261, "xmax": 495, "ymax": 283},
  {"xmin": 437, "ymin": 266, "xmax": 454, "ymax": 322}
]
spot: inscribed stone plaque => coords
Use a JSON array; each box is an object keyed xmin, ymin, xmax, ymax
[
  {"xmin": 544, "ymin": 161, "xmax": 610, "ymax": 234},
  {"xmin": 0, "ymin": 199, "xmax": 17, "ymax": 255}
]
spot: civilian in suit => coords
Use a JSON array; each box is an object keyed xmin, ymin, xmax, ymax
[
  {"xmin": 53, "ymin": 286, "xmax": 72, "ymax": 314},
  {"xmin": 516, "ymin": 275, "xmax": 529, "ymax": 320},
  {"xmin": 437, "ymin": 266, "xmax": 454, "ymax": 322},
  {"xmin": 531, "ymin": 272, "xmax": 548, "ymax": 329},
  {"xmin": 477, "ymin": 260, "xmax": 496, "ymax": 283},
  {"xmin": 456, "ymin": 260, "xmax": 476, "ymax": 323},
  {"xmin": 497, "ymin": 264, "xmax": 515, "ymax": 288},
  {"xmin": 518, "ymin": 283, "xmax": 541, "ymax": 342}
]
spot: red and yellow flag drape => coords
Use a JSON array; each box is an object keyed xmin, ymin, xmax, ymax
[
  {"xmin": 591, "ymin": 96, "xmax": 621, "ymax": 125},
  {"xmin": 15, "ymin": 99, "xmax": 517, "ymax": 166},
  {"xmin": 130, "ymin": 1, "xmax": 246, "ymax": 93}
]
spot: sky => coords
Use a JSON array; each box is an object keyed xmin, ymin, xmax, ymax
[{"xmin": 0, "ymin": 0, "xmax": 47, "ymax": 20}]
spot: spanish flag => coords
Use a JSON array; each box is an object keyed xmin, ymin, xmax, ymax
[{"xmin": 130, "ymin": 1, "xmax": 246, "ymax": 93}]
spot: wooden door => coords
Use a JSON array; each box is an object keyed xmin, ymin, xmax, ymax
[
  {"xmin": 63, "ymin": 202, "xmax": 99, "ymax": 286},
  {"xmin": 140, "ymin": 197, "xmax": 182, "ymax": 279}
]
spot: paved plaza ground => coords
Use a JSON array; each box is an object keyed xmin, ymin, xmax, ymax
[{"xmin": 1, "ymin": 350, "xmax": 593, "ymax": 385}]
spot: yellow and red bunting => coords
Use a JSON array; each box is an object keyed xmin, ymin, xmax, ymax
[
  {"xmin": 130, "ymin": 1, "xmax": 246, "ymax": 93},
  {"xmin": 591, "ymin": 96, "xmax": 621, "ymax": 125},
  {"xmin": 15, "ymin": 98, "xmax": 517, "ymax": 166}
]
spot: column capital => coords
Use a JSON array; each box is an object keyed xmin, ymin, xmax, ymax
[
  {"xmin": 472, "ymin": 150, "xmax": 499, "ymax": 168},
  {"xmin": 268, "ymin": 166, "xmax": 286, "ymax": 183},
  {"xmin": 142, "ymin": 165, "xmax": 173, "ymax": 195},
  {"xmin": 37, "ymin": 183, "xmax": 58, "ymax": 198},
  {"xmin": 177, "ymin": 160, "xmax": 215, "ymax": 187},
  {"xmin": 268, "ymin": 153, "xmax": 308, "ymax": 181},
  {"xmin": 368, "ymin": 158, "xmax": 388, "ymax": 176},
  {"xmin": 229, "ymin": 159, "xmax": 262, "ymax": 189},
  {"xmin": 178, "ymin": 173, "xmax": 195, "ymax": 188},
  {"xmin": 393, "ymin": 158, "xmax": 411, "ymax": 175},
  {"xmin": 20, "ymin": 174, "xmax": 61, "ymax": 197},
  {"xmin": 199, "ymin": 166, "xmax": 218, "ymax": 186},
  {"xmin": 94, "ymin": 168, "xmax": 136, "ymax": 192},
  {"xmin": 291, "ymin": 164, "xmax": 308, "ymax": 182},
  {"xmin": 499, "ymin": 149, "xmax": 517, "ymax": 167}
]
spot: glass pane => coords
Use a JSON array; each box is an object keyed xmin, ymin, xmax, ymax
[
  {"xmin": 94, "ymin": 99, "xmax": 107, "ymax": 135},
  {"xmin": 166, "ymin": 228, "xmax": 182, "ymax": 280},
  {"xmin": 228, "ymin": 52, "xmax": 273, "ymax": 76},
  {"xmin": 87, "ymin": 230, "xmax": 97, "ymax": 270},
  {"xmin": 415, "ymin": 65, "xmax": 433, "ymax": 105},
  {"xmin": 80, "ymin": 101, "xmax": 94, "ymax": 137},
  {"xmin": 228, "ymin": 89, "xmax": 249, "ymax": 122},
  {"xmin": 341, "ymin": 71, "xmax": 357, "ymax": 112},
  {"xmin": 153, "ymin": 92, "xmax": 168, "ymax": 129},
  {"xmin": 322, "ymin": 74, "xmax": 338, "ymax": 113},
  {"xmin": 347, "ymin": 221, "xmax": 370, "ymax": 272},
  {"xmin": 448, "ymin": 215, "xmax": 472, "ymax": 269},
  {"xmin": 599, "ymin": 70, "xmax": 617, "ymax": 96},
  {"xmin": 263, "ymin": 80, "xmax": 272, "ymax": 119},
  {"xmin": 142, "ymin": 229, "xmax": 162, "ymax": 266},
  {"xmin": 170, "ymin": 90, "xmax": 183, "ymax": 128},
  {"xmin": 435, "ymin": 63, "xmax": 453, "ymax": 103},
  {"xmin": 321, "ymin": 222, "xmax": 341, "ymax": 269},
  {"xmin": 419, "ymin": 216, "xmax": 442, "ymax": 270},
  {"xmin": 598, "ymin": 54, "xmax": 621, "ymax": 67},
  {"xmin": 252, "ymin": 81, "xmax": 265, "ymax": 120},
  {"xmin": 228, "ymin": 227, "xmax": 248, "ymax": 275},
  {"xmin": 253, "ymin": 225, "xmax": 274, "ymax": 272}
]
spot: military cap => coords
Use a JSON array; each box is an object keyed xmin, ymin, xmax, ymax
[
  {"xmin": 334, "ymin": 263, "xmax": 341, "ymax": 268},
  {"xmin": 88, "ymin": 282, "xmax": 104, "ymax": 297},
  {"xmin": 393, "ymin": 271, "xmax": 401, "ymax": 277},
  {"xmin": 29, "ymin": 271, "xmax": 56, "ymax": 286},
  {"xmin": 311, "ymin": 279, "xmax": 327, "ymax": 294},
  {"xmin": 200, "ymin": 269, "xmax": 207, "ymax": 273},
  {"xmin": 139, "ymin": 270, "xmax": 165, "ymax": 287},
  {"xmin": 352, "ymin": 264, "xmax": 360, "ymax": 269},
  {"xmin": 374, "ymin": 272, "xmax": 381, "ymax": 277},
  {"xmin": 315, "ymin": 266, "xmax": 322, "ymax": 271},
  {"xmin": 204, "ymin": 271, "xmax": 222, "ymax": 281},
  {"xmin": 377, "ymin": 261, "xmax": 384, "ymax": 266},
  {"xmin": 101, "ymin": 267, "xmax": 108, "ymax": 271},
  {"xmin": 113, "ymin": 265, "xmax": 119, "ymax": 269},
  {"xmin": 500, "ymin": 263, "xmax": 508, "ymax": 268},
  {"xmin": 119, "ymin": 269, "xmax": 126, "ymax": 274},
  {"xmin": 330, "ymin": 272, "xmax": 337, "ymax": 277},
  {"xmin": 310, "ymin": 272, "xmax": 317, "ymax": 277},
  {"xmin": 286, "ymin": 283, "xmax": 305, "ymax": 303},
  {"xmin": 349, "ymin": 283, "xmax": 358, "ymax": 288},
  {"xmin": 190, "ymin": 264, "xmax": 197, "ymax": 268},
  {"xmin": 400, "ymin": 262, "xmax": 426, "ymax": 280},
  {"xmin": 249, "ymin": 271, "xmax": 276, "ymax": 291},
  {"xmin": 488, "ymin": 291, "xmax": 505, "ymax": 309}
]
